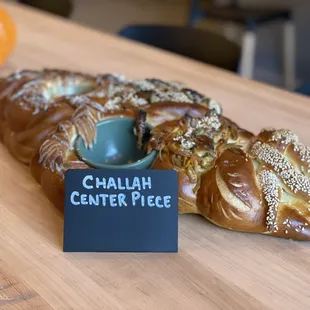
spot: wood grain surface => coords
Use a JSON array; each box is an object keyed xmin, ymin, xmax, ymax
[{"xmin": 0, "ymin": 2, "xmax": 310, "ymax": 310}]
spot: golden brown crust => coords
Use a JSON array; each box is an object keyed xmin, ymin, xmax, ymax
[
  {"xmin": 146, "ymin": 111, "xmax": 310, "ymax": 240},
  {"xmin": 147, "ymin": 110, "xmax": 255, "ymax": 220},
  {"xmin": 150, "ymin": 151, "xmax": 199, "ymax": 215},
  {"xmin": 197, "ymin": 148, "xmax": 267, "ymax": 233},
  {"xmin": 0, "ymin": 69, "xmax": 101, "ymax": 163},
  {"xmin": 1, "ymin": 68, "xmax": 309, "ymax": 241},
  {"xmin": 272, "ymin": 202, "xmax": 310, "ymax": 241},
  {"xmin": 6, "ymin": 69, "xmax": 217, "ymax": 211}
]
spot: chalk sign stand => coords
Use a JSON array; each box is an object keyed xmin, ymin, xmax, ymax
[{"xmin": 63, "ymin": 169, "xmax": 179, "ymax": 253}]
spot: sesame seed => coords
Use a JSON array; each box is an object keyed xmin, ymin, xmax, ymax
[
  {"xmin": 172, "ymin": 110, "xmax": 222, "ymax": 151},
  {"xmin": 251, "ymin": 142, "xmax": 310, "ymax": 197},
  {"xmin": 262, "ymin": 127, "xmax": 276, "ymax": 132},
  {"xmin": 269, "ymin": 129, "xmax": 299, "ymax": 144},
  {"xmin": 293, "ymin": 142, "xmax": 310, "ymax": 173},
  {"xmin": 151, "ymin": 90, "xmax": 193, "ymax": 104},
  {"xmin": 206, "ymin": 98, "xmax": 222, "ymax": 114},
  {"xmin": 123, "ymin": 93, "xmax": 148, "ymax": 107},
  {"xmin": 103, "ymin": 97, "xmax": 123, "ymax": 111},
  {"xmin": 173, "ymin": 136, "xmax": 196, "ymax": 149},
  {"xmin": 129, "ymin": 79, "xmax": 156, "ymax": 91},
  {"xmin": 259, "ymin": 170, "xmax": 280, "ymax": 232}
]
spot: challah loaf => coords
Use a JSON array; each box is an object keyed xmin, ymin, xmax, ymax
[
  {"xmin": 146, "ymin": 114, "xmax": 310, "ymax": 240},
  {"xmin": 0, "ymin": 68, "xmax": 309, "ymax": 241}
]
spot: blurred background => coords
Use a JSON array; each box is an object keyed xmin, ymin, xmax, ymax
[{"xmin": 5, "ymin": 0, "xmax": 310, "ymax": 96}]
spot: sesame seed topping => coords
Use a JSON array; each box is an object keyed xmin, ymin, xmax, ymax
[
  {"xmin": 123, "ymin": 93, "xmax": 148, "ymax": 107},
  {"xmin": 172, "ymin": 111, "xmax": 222, "ymax": 151},
  {"xmin": 151, "ymin": 90, "xmax": 193, "ymax": 104},
  {"xmin": 195, "ymin": 113, "xmax": 222, "ymax": 131},
  {"xmin": 173, "ymin": 136, "xmax": 196, "ymax": 149},
  {"xmin": 207, "ymin": 98, "xmax": 222, "ymax": 114},
  {"xmin": 269, "ymin": 129, "xmax": 299, "ymax": 144},
  {"xmin": 183, "ymin": 89, "xmax": 204, "ymax": 103},
  {"xmin": 103, "ymin": 97, "xmax": 123, "ymax": 111},
  {"xmin": 265, "ymin": 129, "xmax": 310, "ymax": 174},
  {"xmin": 251, "ymin": 142, "xmax": 310, "ymax": 197},
  {"xmin": 292, "ymin": 142, "xmax": 310, "ymax": 173},
  {"xmin": 165, "ymin": 81, "xmax": 186, "ymax": 90},
  {"xmin": 259, "ymin": 170, "xmax": 280, "ymax": 231},
  {"xmin": 262, "ymin": 127, "xmax": 276, "ymax": 132},
  {"xmin": 129, "ymin": 79, "xmax": 156, "ymax": 91}
]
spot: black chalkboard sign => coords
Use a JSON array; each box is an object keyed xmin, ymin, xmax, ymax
[{"xmin": 63, "ymin": 169, "xmax": 178, "ymax": 252}]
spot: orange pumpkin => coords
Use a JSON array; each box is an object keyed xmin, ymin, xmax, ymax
[{"xmin": 0, "ymin": 8, "xmax": 17, "ymax": 65}]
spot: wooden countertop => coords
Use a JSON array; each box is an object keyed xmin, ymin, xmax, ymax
[{"xmin": 1, "ymin": 2, "xmax": 310, "ymax": 310}]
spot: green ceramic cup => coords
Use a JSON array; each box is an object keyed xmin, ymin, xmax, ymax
[{"xmin": 75, "ymin": 117, "xmax": 158, "ymax": 169}]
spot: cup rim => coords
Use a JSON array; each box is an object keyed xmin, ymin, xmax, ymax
[{"xmin": 75, "ymin": 116, "xmax": 158, "ymax": 169}]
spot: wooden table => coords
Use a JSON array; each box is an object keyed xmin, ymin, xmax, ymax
[{"xmin": 1, "ymin": 2, "xmax": 310, "ymax": 310}]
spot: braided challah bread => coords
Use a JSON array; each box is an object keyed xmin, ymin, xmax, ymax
[
  {"xmin": 146, "ymin": 115, "xmax": 310, "ymax": 241},
  {"xmin": 0, "ymin": 69, "xmax": 106, "ymax": 163},
  {"xmin": 0, "ymin": 68, "xmax": 309, "ymax": 241}
]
